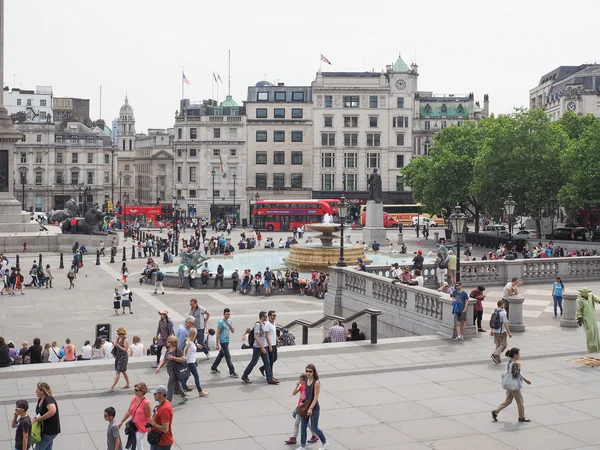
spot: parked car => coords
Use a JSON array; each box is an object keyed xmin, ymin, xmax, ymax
[
  {"xmin": 545, "ymin": 227, "xmax": 589, "ymax": 241},
  {"xmin": 481, "ymin": 225, "xmax": 509, "ymax": 236},
  {"xmin": 515, "ymin": 229, "xmax": 538, "ymax": 239},
  {"xmin": 591, "ymin": 227, "xmax": 600, "ymax": 242},
  {"xmin": 411, "ymin": 217, "xmax": 438, "ymax": 227}
]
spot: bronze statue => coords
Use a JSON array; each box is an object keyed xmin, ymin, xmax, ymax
[
  {"xmin": 367, "ymin": 169, "xmax": 382, "ymax": 203},
  {"xmin": 61, "ymin": 203, "xmax": 113, "ymax": 235}
]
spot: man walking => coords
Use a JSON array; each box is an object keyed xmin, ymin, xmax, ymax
[
  {"xmin": 176, "ymin": 316, "xmax": 195, "ymax": 349},
  {"xmin": 491, "ymin": 299, "xmax": 511, "ymax": 363},
  {"xmin": 241, "ymin": 311, "xmax": 279, "ymax": 385},
  {"xmin": 232, "ymin": 269, "xmax": 239, "ymax": 292},
  {"xmin": 451, "ymin": 282, "xmax": 469, "ymax": 341},
  {"xmin": 148, "ymin": 385, "xmax": 174, "ymax": 450},
  {"xmin": 189, "ymin": 299, "xmax": 210, "ymax": 359},
  {"xmin": 259, "ymin": 310, "xmax": 278, "ymax": 378},
  {"xmin": 154, "ymin": 268, "xmax": 165, "ymax": 295},
  {"xmin": 211, "ymin": 308, "xmax": 238, "ymax": 377}
]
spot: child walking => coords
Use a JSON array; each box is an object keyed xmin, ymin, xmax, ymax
[
  {"xmin": 121, "ymin": 263, "xmax": 129, "ymax": 285},
  {"xmin": 103, "ymin": 407, "xmax": 123, "ymax": 450},
  {"xmin": 285, "ymin": 374, "xmax": 319, "ymax": 445},
  {"xmin": 11, "ymin": 399, "xmax": 32, "ymax": 450}
]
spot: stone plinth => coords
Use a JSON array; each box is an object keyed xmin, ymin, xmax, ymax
[
  {"xmin": 504, "ymin": 295, "xmax": 525, "ymax": 332},
  {"xmin": 363, "ymin": 200, "xmax": 387, "ymax": 245},
  {"xmin": 0, "ymin": 198, "xmax": 39, "ymax": 232},
  {"xmin": 561, "ymin": 291, "xmax": 578, "ymax": 328}
]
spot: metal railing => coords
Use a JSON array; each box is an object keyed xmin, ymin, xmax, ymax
[{"xmin": 276, "ymin": 308, "xmax": 383, "ymax": 345}]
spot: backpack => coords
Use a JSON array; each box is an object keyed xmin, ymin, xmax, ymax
[
  {"xmin": 438, "ymin": 258, "xmax": 447, "ymax": 269},
  {"xmin": 490, "ymin": 308, "xmax": 502, "ymax": 330},
  {"xmin": 231, "ymin": 271, "xmax": 238, "ymax": 280},
  {"xmin": 247, "ymin": 321, "xmax": 260, "ymax": 348},
  {"xmin": 156, "ymin": 271, "xmax": 164, "ymax": 281}
]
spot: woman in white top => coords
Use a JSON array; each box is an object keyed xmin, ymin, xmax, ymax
[
  {"xmin": 181, "ymin": 328, "xmax": 209, "ymax": 397},
  {"xmin": 80, "ymin": 340, "xmax": 92, "ymax": 360},
  {"xmin": 128, "ymin": 335, "xmax": 144, "ymax": 357},
  {"xmin": 91, "ymin": 337, "xmax": 106, "ymax": 360},
  {"xmin": 48, "ymin": 341, "xmax": 61, "ymax": 363}
]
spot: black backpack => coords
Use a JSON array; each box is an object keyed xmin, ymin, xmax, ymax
[
  {"xmin": 438, "ymin": 258, "xmax": 447, "ymax": 269},
  {"xmin": 156, "ymin": 271, "xmax": 164, "ymax": 281},
  {"xmin": 490, "ymin": 308, "xmax": 502, "ymax": 330},
  {"xmin": 247, "ymin": 322, "xmax": 260, "ymax": 348}
]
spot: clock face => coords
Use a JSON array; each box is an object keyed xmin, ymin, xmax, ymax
[
  {"xmin": 395, "ymin": 79, "xmax": 406, "ymax": 90},
  {"xmin": 567, "ymin": 101, "xmax": 576, "ymax": 111}
]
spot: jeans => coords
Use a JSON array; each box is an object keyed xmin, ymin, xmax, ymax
[
  {"xmin": 196, "ymin": 328, "xmax": 209, "ymax": 355},
  {"xmin": 473, "ymin": 309, "xmax": 483, "ymax": 328},
  {"xmin": 300, "ymin": 410, "xmax": 326, "ymax": 446},
  {"xmin": 166, "ymin": 372, "xmax": 186, "ymax": 402},
  {"xmin": 242, "ymin": 347, "xmax": 272, "ymax": 382},
  {"xmin": 553, "ymin": 295, "xmax": 563, "ymax": 316},
  {"xmin": 259, "ymin": 345, "xmax": 277, "ymax": 375},
  {"xmin": 211, "ymin": 342, "xmax": 235, "ymax": 374},
  {"xmin": 183, "ymin": 362, "xmax": 203, "ymax": 392},
  {"xmin": 35, "ymin": 433, "xmax": 57, "ymax": 450},
  {"xmin": 150, "ymin": 445, "xmax": 171, "ymax": 450}
]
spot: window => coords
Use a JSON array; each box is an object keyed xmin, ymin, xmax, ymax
[
  {"xmin": 346, "ymin": 173, "xmax": 358, "ymax": 191},
  {"xmin": 274, "ymin": 151, "xmax": 285, "ymax": 164},
  {"xmin": 189, "ymin": 166, "xmax": 197, "ymax": 183},
  {"xmin": 324, "ymin": 116, "xmax": 333, "ymax": 127},
  {"xmin": 87, "ymin": 153, "xmax": 93, "ymax": 164},
  {"xmin": 176, "ymin": 189, "xmax": 181, "ymax": 197},
  {"xmin": 344, "ymin": 133, "xmax": 358, "ymax": 147},
  {"xmin": 213, "ymin": 149, "xmax": 220, "ymax": 156},
  {"xmin": 230, "ymin": 149, "xmax": 237, "ymax": 156},
  {"xmin": 72, "ymin": 153, "xmax": 78, "ymax": 163},
  {"xmin": 35, "ymin": 152, "xmax": 42, "ymax": 164},
  {"xmin": 177, "ymin": 167, "xmax": 182, "ymax": 182},
  {"xmin": 321, "ymin": 133, "xmax": 335, "ymax": 146},
  {"xmin": 87, "ymin": 172, "xmax": 93, "ymax": 184},
  {"xmin": 178, "ymin": 128, "xmax": 182, "ymax": 139},
  {"xmin": 274, "ymin": 92, "xmax": 286, "ymax": 101},
  {"xmin": 177, "ymin": 148, "xmax": 182, "ymax": 157},
  {"xmin": 343, "ymin": 96, "xmax": 359, "ymax": 108},
  {"xmin": 71, "ymin": 170, "xmax": 79, "ymax": 185},
  {"xmin": 189, "ymin": 190, "xmax": 197, "ymax": 198},
  {"xmin": 370, "ymin": 96, "xmax": 378, "ymax": 108},
  {"xmin": 213, "ymin": 128, "xmax": 220, "ymax": 138},
  {"xmin": 291, "ymin": 173, "xmax": 303, "ymax": 188},
  {"xmin": 396, "ymin": 176, "xmax": 404, "ymax": 191},
  {"xmin": 20, "ymin": 152, "xmax": 26, "ymax": 163},
  {"xmin": 396, "ymin": 155, "xmax": 405, "ymax": 168},
  {"xmin": 27, "ymin": 99, "xmax": 32, "ymax": 106},
  {"xmin": 397, "ymin": 97, "xmax": 404, "ymax": 108},
  {"xmin": 35, "ymin": 171, "xmax": 42, "ymax": 185},
  {"xmin": 344, "ymin": 116, "xmax": 358, "ymax": 128},
  {"xmin": 125, "ymin": 176, "xmax": 131, "ymax": 187},
  {"xmin": 189, "ymin": 148, "xmax": 197, "ymax": 157},
  {"xmin": 321, "ymin": 173, "xmax": 335, "ymax": 191},
  {"xmin": 40, "ymin": 99, "xmax": 47, "ymax": 107},
  {"xmin": 274, "ymin": 108, "xmax": 285, "ymax": 118},
  {"xmin": 36, "ymin": 134, "xmax": 42, "ymax": 143},
  {"xmin": 40, "ymin": 112, "xmax": 46, "ymax": 120},
  {"xmin": 366, "ymin": 133, "xmax": 381, "ymax": 146},
  {"xmin": 396, "ymin": 134, "xmax": 405, "ymax": 146},
  {"xmin": 274, "ymin": 130, "xmax": 285, "ymax": 142},
  {"xmin": 321, "ymin": 152, "xmax": 335, "ymax": 167},
  {"xmin": 291, "ymin": 151, "xmax": 303, "ymax": 165},
  {"xmin": 124, "ymin": 164, "xmax": 130, "ymax": 171},
  {"xmin": 291, "ymin": 131, "xmax": 303, "ymax": 142},
  {"xmin": 104, "ymin": 154, "xmax": 110, "ymax": 164},
  {"xmin": 369, "ymin": 117, "xmax": 378, "ymax": 128},
  {"xmin": 56, "ymin": 152, "xmax": 63, "ymax": 164},
  {"xmin": 393, "ymin": 116, "xmax": 409, "ymax": 128},
  {"xmin": 424, "ymin": 121, "xmax": 431, "ymax": 131},
  {"xmin": 257, "ymin": 92, "xmax": 268, "ymax": 101},
  {"xmin": 190, "ymin": 128, "xmax": 197, "ymax": 140},
  {"xmin": 56, "ymin": 171, "xmax": 63, "ymax": 184},
  {"xmin": 16, "ymin": 99, "xmax": 21, "ymax": 106},
  {"xmin": 292, "ymin": 92, "xmax": 304, "ymax": 101},
  {"xmin": 104, "ymin": 172, "xmax": 109, "ymax": 183},
  {"xmin": 256, "ymin": 108, "xmax": 267, "ymax": 118},
  {"xmin": 440, "ymin": 121, "xmax": 447, "ymax": 129},
  {"xmin": 292, "ymin": 108, "xmax": 303, "ymax": 118},
  {"xmin": 424, "ymin": 140, "xmax": 431, "ymax": 155},
  {"xmin": 344, "ymin": 152, "xmax": 358, "ymax": 168},
  {"xmin": 457, "ymin": 120, "xmax": 463, "ymax": 127},
  {"xmin": 256, "ymin": 152, "xmax": 267, "ymax": 164},
  {"xmin": 256, "ymin": 173, "xmax": 267, "ymax": 188},
  {"xmin": 324, "ymin": 95, "xmax": 333, "ymax": 108},
  {"xmin": 367, "ymin": 153, "xmax": 380, "ymax": 168},
  {"xmin": 273, "ymin": 173, "xmax": 285, "ymax": 188},
  {"xmin": 256, "ymin": 131, "xmax": 267, "ymax": 142}
]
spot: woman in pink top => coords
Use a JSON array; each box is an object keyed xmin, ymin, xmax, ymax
[
  {"xmin": 118, "ymin": 382, "xmax": 152, "ymax": 450},
  {"xmin": 285, "ymin": 374, "xmax": 318, "ymax": 445},
  {"xmin": 63, "ymin": 338, "xmax": 76, "ymax": 361}
]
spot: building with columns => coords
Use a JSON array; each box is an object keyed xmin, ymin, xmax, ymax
[
  {"xmin": 117, "ymin": 96, "xmax": 135, "ymax": 152},
  {"xmin": 134, "ymin": 128, "xmax": 174, "ymax": 205}
]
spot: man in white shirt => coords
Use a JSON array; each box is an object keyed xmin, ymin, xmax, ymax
[
  {"xmin": 503, "ymin": 278, "xmax": 519, "ymax": 298},
  {"xmin": 259, "ymin": 310, "xmax": 278, "ymax": 379},
  {"xmin": 101, "ymin": 338, "xmax": 113, "ymax": 358}
]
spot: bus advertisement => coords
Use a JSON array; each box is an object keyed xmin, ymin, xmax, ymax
[
  {"xmin": 253, "ymin": 200, "xmax": 338, "ymax": 231},
  {"xmin": 360, "ymin": 204, "xmax": 443, "ymax": 226}
]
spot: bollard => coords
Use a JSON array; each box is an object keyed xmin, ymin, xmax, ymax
[
  {"xmin": 131, "ymin": 244, "xmax": 136, "ymax": 260},
  {"xmin": 39, "ymin": 253, "xmax": 43, "ymax": 266},
  {"xmin": 370, "ymin": 314, "xmax": 378, "ymax": 344},
  {"xmin": 110, "ymin": 248, "xmax": 115, "ymax": 264},
  {"xmin": 16, "ymin": 254, "xmax": 20, "ymax": 270},
  {"xmin": 156, "ymin": 243, "xmax": 160, "ymax": 258},
  {"xmin": 302, "ymin": 325, "xmax": 309, "ymax": 345},
  {"xmin": 503, "ymin": 295, "xmax": 525, "ymax": 332},
  {"xmin": 59, "ymin": 253, "xmax": 64, "ymax": 269},
  {"xmin": 122, "ymin": 247, "xmax": 127, "ymax": 262},
  {"xmin": 96, "ymin": 249, "xmax": 101, "ymax": 266}
]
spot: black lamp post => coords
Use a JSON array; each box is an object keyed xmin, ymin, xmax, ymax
[
  {"xmin": 118, "ymin": 171, "xmax": 122, "ymax": 212},
  {"xmin": 138, "ymin": 175, "xmax": 142, "ymax": 204},
  {"xmin": 211, "ymin": 168, "xmax": 216, "ymax": 223},
  {"xmin": 449, "ymin": 205, "xmax": 467, "ymax": 282},
  {"xmin": 253, "ymin": 192, "xmax": 260, "ymax": 229},
  {"xmin": 82, "ymin": 186, "xmax": 91, "ymax": 215},
  {"xmin": 504, "ymin": 194, "xmax": 516, "ymax": 239},
  {"xmin": 156, "ymin": 176, "xmax": 159, "ymax": 204},
  {"xmin": 174, "ymin": 198, "xmax": 180, "ymax": 256},
  {"xmin": 232, "ymin": 173, "xmax": 237, "ymax": 224},
  {"xmin": 77, "ymin": 185, "xmax": 82, "ymax": 215},
  {"xmin": 336, "ymin": 195, "xmax": 349, "ymax": 267},
  {"xmin": 20, "ymin": 172, "xmax": 26, "ymax": 210},
  {"xmin": 123, "ymin": 193, "xmax": 128, "ymax": 226}
]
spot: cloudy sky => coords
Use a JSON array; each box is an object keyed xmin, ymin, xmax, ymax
[{"xmin": 6, "ymin": 0, "xmax": 599, "ymax": 132}]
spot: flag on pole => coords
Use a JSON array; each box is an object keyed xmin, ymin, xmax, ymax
[
  {"xmin": 213, "ymin": 72, "xmax": 218, "ymax": 82},
  {"xmin": 217, "ymin": 73, "xmax": 223, "ymax": 84},
  {"xmin": 320, "ymin": 54, "xmax": 332, "ymax": 65},
  {"xmin": 182, "ymin": 72, "xmax": 191, "ymax": 85}
]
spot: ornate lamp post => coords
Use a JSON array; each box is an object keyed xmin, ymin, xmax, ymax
[
  {"xmin": 211, "ymin": 168, "xmax": 216, "ymax": 223},
  {"xmin": 504, "ymin": 193, "xmax": 516, "ymax": 239},
  {"xmin": 336, "ymin": 195, "xmax": 349, "ymax": 267},
  {"xmin": 156, "ymin": 176, "xmax": 159, "ymax": 204},
  {"xmin": 82, "ymin": 186, "xmax": 91, "ymax": 215},
  {"xmin": 232, "ymin": 172, "xmax": 237, "ymax": 224},
  {"xmin": 20, "ymin": 172, "xmax": 26, "ymax": 211},
  {"xmin": 449, "ymin": 205, "xmax": 466, "ymax": 282}
]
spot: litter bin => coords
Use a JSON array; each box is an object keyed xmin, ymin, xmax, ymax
[
  {"xmin": 397, "ymin": 232, "xmax": 403, "ymax": 244},
  {"xmin": 242, "ymin": 218, "xmax": 248, "ymax": 228},
  {"xmin": 95, "ymin": 323, "xmax": 111, "ymax": 341},
  {"xmin": 434, "ymin": 231, "xmax": 439, "ymax": 242}
]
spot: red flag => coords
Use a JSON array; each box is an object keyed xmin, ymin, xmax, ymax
[{"xmin": 320, "ymin": 54, "xmax": 332, "ymax": 65}]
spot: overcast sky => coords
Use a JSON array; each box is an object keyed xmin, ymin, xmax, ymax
[{"xmin": 6, "ymin": 0, "xmax": 599, "ymax": 132}]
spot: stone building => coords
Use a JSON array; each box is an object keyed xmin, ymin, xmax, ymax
[
  {"xmin": 3, "ymin": 86, "xmax": 53, "ymax": 123},
  {"xmin": 53, "ymin": 97, "xmax": 91, "ymax": 126},
  {"xmin": 134, "ymin": 128, "xmax": 174, "ymax": 205},
  {"xmin": 117, "ymin": 96, "xmax": 135, "ymax": 152}
]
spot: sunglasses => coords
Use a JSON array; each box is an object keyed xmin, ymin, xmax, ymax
[
  {"xmin": 134, "ymin": 388, "xmax": 141, "ymax": 392},
  {"xmin": 305, "ymin": 369, "xmax": 313, "ymax": 373}
]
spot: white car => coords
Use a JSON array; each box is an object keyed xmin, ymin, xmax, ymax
[
  {"xmin": 411, "ymin": 217, "xmax": 438, "ymax": 227},
  {"xmin": 515, "ymin": 229, "xmax": 538, "ymax": 239},
  {"xmin": 481, "ymin": 225, "xmax": 508, "ymax": 236}
]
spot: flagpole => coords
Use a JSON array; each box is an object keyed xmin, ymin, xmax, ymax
[
  {"xmin": 212, "ymin": 73, "xmax": 214, "ymax": 101},
  {"xmin": 181, "ymin": 67, "xmax": 184, "ymax": 99},
  {"xmin": 319, "ymin": 55, "xmax": 322, "ymax": 73}
]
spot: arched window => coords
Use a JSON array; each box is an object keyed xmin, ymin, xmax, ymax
[{"xmin": 441, "ymin": 104, "xmax": 447, "ymax": 114}]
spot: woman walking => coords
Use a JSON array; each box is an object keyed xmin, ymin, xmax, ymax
[
  {"xmin": 121, "ymin": 262, "xmax": 129, "ymax": 285},
  {"xmin": 154, "ymin": 335, "xmax": 188, "ymax": 404},
  {"xmin": 492, "ymin": 347, "xmax": 532, "ymax": 423},
  {"xmin": 33, "ymin": 382, "xmax": 61, "ymax": 450},
  {"xmin": 67, "ymin": 265, "xmax": 75, "ymax": 289},
  {"xmin": 113, "ymin": 287, "xmax": 121, "ymax": 315},
  {"xmin": 151, "ymin": 311, "xmax": 174, "ymax": 368},
  {"xmin": 45, "ymin": 264, "xmax": 53, "ymax": 288},
  {"xmin": 118, "ymin": 382, "xmax": 152, "ymax": 450},
  {"xmin": 552, "ymin": 277, "xmax": 564, "ymax": 318},
  {"xmin": 182, "ymin": 328, "xmax": 209, "ymax": 398},
  {"xmin": 297, "ymin": 364, "xmax": 328, "ymax": 450},
  {"xmin": 108, "ymin": 327, "xmax": 131, "ymax": 391}
]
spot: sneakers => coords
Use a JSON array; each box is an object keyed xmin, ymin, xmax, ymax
[
  {"xmin": 285, "ymin": 437, "xmax": 297, "ymax": 445},
  {"xmin": 492, "ymin": 410, "xmax": 498, "ymax": 421},
  {"xmin": 230, "ymin": 372, "xmax": 239, "ymax": 378},
  {"xmin": 242, "ymin": 377, "xmax": 252, "ymax": 384},
  {"xmin": 308, "ymin": 435, "xmax": 319, "ymax": 443},
  {"xmin": 211, "ymin": 368, "xmax": 220, "ymax": 373},
  {"xmin": 491, "ymin": 354, "xmax": 501, "ymax": 364},
  {"xmin": 319, "ymin": 443, "xmax": 329, "ymax": 450},
  {"xmin": 151, "ymin": 363, "xmax": 159, "ymax": 368},
  {"xmin": 452, "ymin": 336, "xmax": 460, "ymax": 341},
  {"xmin": 178, "ymin": 397, "xmax": 188, "ymax": 405},
  {"xmin": 459, "ymin": 335, "xmax": 464, "ymax": 341}
]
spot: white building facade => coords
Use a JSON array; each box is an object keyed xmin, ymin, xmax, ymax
[{"xmin": 3, "ymin": 86, "xmax": 53, "ymax": 123}]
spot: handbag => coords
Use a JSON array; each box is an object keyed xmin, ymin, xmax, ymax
[
  {"xmin": 177, "ymin": 362, "xmax": 190, "ymax": 380},
  {"xmin": 501, "ymin": 362, "xmax": 521, "ymax": 391},
  {"xmin": 124, "ymin": 399, "xmax": 144, "ymax": 435},
  {"xmin": 298, "ymin": 381, "xmax": 316, "ymax": 418},
  {"xmin": 147, "ymin": 404, "xmax": 163, "ymax": 445},
  {"xmin": 31, "ymin": 419, "xmax": 43, "ymax": 444}
]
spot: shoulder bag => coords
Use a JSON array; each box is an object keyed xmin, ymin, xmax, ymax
[
  {"xmin": 298, "ymin": 381, "xmax": 316, "ymax": 418},
  {"xmin": 147, "ymin": 404, "xmax": 163, "ymax": 444},
  {"xmin": 501, "ymin": 362, "xmax": 521, "ymax": 391},
  {"xmin": 124, "ymin": 398, "xmax": 144, "ymax": 435}
]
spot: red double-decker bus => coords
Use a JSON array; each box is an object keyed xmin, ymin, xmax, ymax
[{"xmin": 253, "ymin": 200, "xmax": 338, "ymax": 231}]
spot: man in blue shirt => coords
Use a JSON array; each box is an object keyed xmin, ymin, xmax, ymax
[
  {"xmin": 176, "ymin": 316, "xmax": 195, "ymax": 349},
  {"xmin": 210, "ymin": 308, "xmax": 238, "ymax": 377},
  {"xmin": 451, "ymin": 282, "xmax": 469, "ymax": 341}
]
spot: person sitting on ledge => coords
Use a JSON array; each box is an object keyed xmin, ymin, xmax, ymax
[
  {"xmin": 372, "ymin": 241, "xmax": 380, "ymax": 251},
  {"xmin": 400, "ymin": 243, "xmax": 407, "ymax": 254},
  {"xmin": 408, "ymin": 269, "xmax": 424, "ymax": 287}
]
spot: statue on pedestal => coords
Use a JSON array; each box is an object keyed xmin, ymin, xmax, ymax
[{"xmin": 367, "ymin": 169, "xmax": 382, "ymax": 203}]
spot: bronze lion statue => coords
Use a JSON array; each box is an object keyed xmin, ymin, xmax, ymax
[{"xmin": 61, "ymin": 204, "xmax": 113, "ymax": 235}]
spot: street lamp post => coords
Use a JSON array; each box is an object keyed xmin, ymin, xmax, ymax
[
  {"xmin": 211, "ymin": 168, "xmax": 216, "ymax": 225},
  {"xmin": 232, "ymin": 173, "xmax": 237, "ymax": 225},
  {"xmin": 138, "ymin": 175, "xmax": 142, "ymax": 205},
  {"xmin": 336, "ymin": 195, "xmax": 349, "ymax": 267},
  {"xmin": 118, "ymin": 171, "xmax": 122, "ymax": 212},
  {"xmin": 253, "ymin": 192, "xmax": 260, "ymax": 230},
  {"xmin": 174, "ymin": 198, "xmax": 180, "ymax": 256},
  {"xmin": 504, "ymin": 193, "xmax": 516, "ymax": 239},
  {"xmin": 77, "ymin": 185, "xmax": 82, "ymax": 215},
  {"xmin": 82, "ymin": 186, "xmax": 91, "ymax": 215},
  {"xmin": 20, "ymin": 172, "xmax": 26, "ymax": 211},
  {"xmin": 156, "ymin": 176, "xmax": 159, "ymax": 204},
  {"xmin": 449, "ymin": 205, "xmax": 467, "ymax": 283}
]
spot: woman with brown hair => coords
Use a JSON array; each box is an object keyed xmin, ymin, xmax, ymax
[
  {"xmin": 108, "ymin": 327, "xmax": 130, "ymax": 391},
  {"xmin": 155, "ymin": 335, "xmax": 188, "ymax": 404},
  {"xmin": 151, "ymin": 310, "xmax": 174, "ymax": 368},
  {"xmin": 118, "ymin": 382, "xmax": 152, "ymax": 450},
  {"xmin": 33, "ymin": 382, "xmax": 61, "ymax": 450},
  {"xmin": 297, "ymin": 364, "xmax": 328, "ymax": 450},
  {"xmin": 0, "ymin": 336, "xmax": 11, "ymax": 367}
]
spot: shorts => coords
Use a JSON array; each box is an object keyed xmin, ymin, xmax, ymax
[
  {"xmin": 436, "ymin": 268, "xmax": 447, "ymax": 283},
  {"xmin": 264, "ymin": 280, "xmax": 271, "ymax": 289},
  {"xmin": 179, "ymin": 272, "xmax": 185, "ymax": 281},
  {"xmin": 455, "ymin": 312, "xmax": 467, "ymax": 323}
]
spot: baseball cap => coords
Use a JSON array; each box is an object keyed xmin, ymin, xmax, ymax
[{"xmin": 152, "ymin": 385, "xmax": 168, "ymax": 394}]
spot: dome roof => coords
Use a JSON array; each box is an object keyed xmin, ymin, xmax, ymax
[
  {"xmin": 119, "ymin": 96, "xmax": 134, "ymax": 117},
  {"xmin": 220, "ymin": 95, "xmax": 239, "ymax": 108}
]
